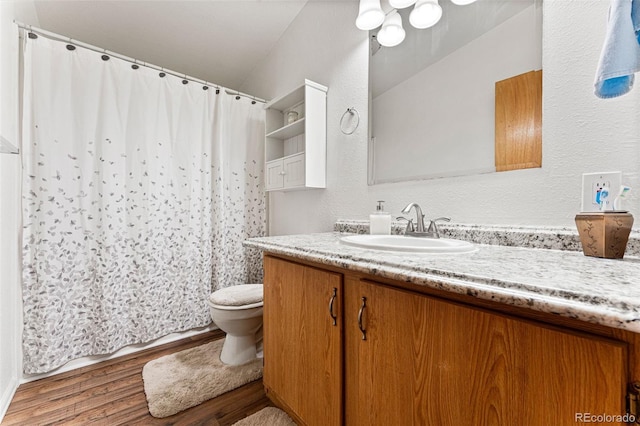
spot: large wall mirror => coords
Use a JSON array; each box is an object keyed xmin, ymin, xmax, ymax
[{"xmin": 368, "ymin": 0, "xmax": 542, "ymax": 184}]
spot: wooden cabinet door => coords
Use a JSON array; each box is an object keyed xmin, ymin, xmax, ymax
[
  {"xmin": 263, "ymin": 256, "xmax": 343, "ymax": 426},
  {"xmin": 495, "ymin": 69, "xmax": 542, "ymax": 172},
  {"xmin": 346, "ymin": 279, "xmax": 628, "ymax": 426}
]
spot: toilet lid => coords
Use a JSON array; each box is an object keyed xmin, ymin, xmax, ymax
[{"xmin": 209, "ymin": 284, "xmax": 263, "ymax": 307}]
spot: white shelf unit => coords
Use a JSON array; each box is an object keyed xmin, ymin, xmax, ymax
[{"xmin": 264, "ymin": 79, "xmax": 327, "ymax": 191}]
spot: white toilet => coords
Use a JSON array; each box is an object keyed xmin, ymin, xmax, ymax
[{"xmin": 208, "ymin": 283, "xmax": 263, "ymax": 366}]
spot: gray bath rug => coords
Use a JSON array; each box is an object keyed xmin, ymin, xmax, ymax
[
  {"xmin": 142, "ymin": 339, "xmax": 263, "ymax": 418},
  {"xmin": 233, "ymin": 407, "xmax": 297, "ymax": 426}
]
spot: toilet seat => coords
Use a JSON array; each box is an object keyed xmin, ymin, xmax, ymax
[
  {"xmin": 208, "ymin": 300, "xmax": 263, "ymax": 311},
  {"xmin": 208, "ymin": 284, "xmax": 263, "ymax": 311}
]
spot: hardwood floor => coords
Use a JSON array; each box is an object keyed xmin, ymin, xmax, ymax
[{"xmin": 3, "ymin": 330, "xmax": 273, "ymax": 426}]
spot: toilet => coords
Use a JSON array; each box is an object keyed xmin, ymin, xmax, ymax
[{"xmin": 208, "ymin": 284, "xmax": 263, "ymax": 366}]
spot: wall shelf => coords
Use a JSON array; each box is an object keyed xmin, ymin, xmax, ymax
[
  {"xmin": 264, "ymin": 79, "xmax": 327, "ymax": 192},
  {"xmin": 266, "ymin": 118, "xmax": 306, "ymax": 140}
]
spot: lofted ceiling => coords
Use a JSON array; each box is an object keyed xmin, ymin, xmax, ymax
[{"xmin": 32, "ymin": 0, "xmax": 310, "ymax": 91}]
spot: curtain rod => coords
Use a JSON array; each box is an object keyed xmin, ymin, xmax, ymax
[{"xmin": 14, "ymin": 21, "xmax": 266, "ymax": 104}]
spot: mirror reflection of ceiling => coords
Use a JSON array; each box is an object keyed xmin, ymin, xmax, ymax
[{"xmin": 371, "ymin": 0, "xmax": 535, "ymax": 98}]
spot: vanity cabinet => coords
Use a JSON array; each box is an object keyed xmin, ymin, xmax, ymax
[
  {"xmin": 262, "ymin": 256, "xmax": 342, "ymax": 425},
  {"xmin": 263, "ymin": 254, "xmax": 638, "ymax": 426},
  {"xmin": 264, "ymin": 80, "xmax": 327, "ymax": 191},
  {"xmin": 345, "ymin": 278, "xmax": 627, "ymax": 425}
]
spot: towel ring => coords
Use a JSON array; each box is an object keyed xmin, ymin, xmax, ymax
[{"xmin": 340, "ymin": 107, "xmax": 360, "ymax": 135}]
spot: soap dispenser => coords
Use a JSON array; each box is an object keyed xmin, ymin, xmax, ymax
[{"xmin": 370, "ymin": 201, "xmax": 391, "ymax": 235}]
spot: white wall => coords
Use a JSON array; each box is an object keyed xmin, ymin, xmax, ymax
[
  {"xmin": 242, "ymin": 0, "xmax": 640, "ymax": 235},
  {"xmin": 0, "ymin": 0, "xmax": 39, "ymax": 420}
]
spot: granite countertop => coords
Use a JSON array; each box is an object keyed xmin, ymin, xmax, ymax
[{"xmin": 244, "ymin": 232, "xmax": 640, "ymax": 333}]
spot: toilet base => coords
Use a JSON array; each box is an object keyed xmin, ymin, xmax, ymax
[{"xmin": 220, "ymin": 334, "xmax": 258, "ymax": 366}]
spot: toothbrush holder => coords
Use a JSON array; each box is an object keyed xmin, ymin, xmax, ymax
[{"xmin": 574, "ymin": 212, "xmax": 634, "ymax": 259}]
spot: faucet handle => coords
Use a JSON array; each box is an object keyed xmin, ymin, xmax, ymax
[
  {"xmin": 427, "ymin": 217, "xmax": 451, "ymax": 238},
  {"xmin": 396, "ymin": 216, "xmax": 415, "ymax": 233},
  {"xmin": 431, "ymin": 217, "xmax": 451, "ymax": 223}
]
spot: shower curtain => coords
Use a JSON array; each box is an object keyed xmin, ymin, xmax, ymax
[{"xmin": 21, "ymin": 34, "xmax": 265, "ymax": 374}]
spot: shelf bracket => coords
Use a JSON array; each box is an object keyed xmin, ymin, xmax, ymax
[{"xmin": 0, "ymin": 135, "xmax": 19, "ymax": 155}]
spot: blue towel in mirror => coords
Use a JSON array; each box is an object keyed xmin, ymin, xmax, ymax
[{"xmin": 594, "ymin": 0, "xmax": 640, "ymax": 98}]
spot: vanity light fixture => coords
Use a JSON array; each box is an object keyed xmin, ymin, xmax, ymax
[
  {"xmin": 376, "ymin": 9, "xmax": 406, "ymax": 47},
  {"xmin": 356, "ymin": 0, "xmax": 386, "ymax": 30},
  {"xmin": 410, "ymin": 0, "xmax": 442, "ymax": 29},
  {"xmin": 356, "ymin": 0, "xmax": 477, "ymax": 46}
]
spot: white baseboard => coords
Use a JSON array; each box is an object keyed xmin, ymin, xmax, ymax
[
  {"xmin": 20, "ymin": 324, "xmax": 219, "ymax": 384},
  {"xmin": 0, "ymin": 372, "xmax": 18, "ymax": 424}
]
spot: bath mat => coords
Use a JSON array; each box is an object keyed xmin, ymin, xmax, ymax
[
  {"xmin": 233, "ymin": 407, "xmax": 297, "ymax": 426},
  {"xmin": 142, "ymin": 339, "xmax": 263, "ymax": 418}
]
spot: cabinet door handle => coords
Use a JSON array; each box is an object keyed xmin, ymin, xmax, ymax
[
  {"xmin": 357, "ymin": 296, "xmax": 367, "ymax": 340},
  {"xmin": 328, "ymin": 287, "xmax": 337, "ymax": 326}
]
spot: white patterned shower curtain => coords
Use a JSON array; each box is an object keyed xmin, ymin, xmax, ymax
[{"xmin": 21, "ymin": 35, "xmax": 265, "ymax": 374}]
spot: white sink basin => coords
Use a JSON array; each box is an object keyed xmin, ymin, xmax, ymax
[{"xmin": 339, "ymin": 235, "xmax": 476, "ymax": 254}]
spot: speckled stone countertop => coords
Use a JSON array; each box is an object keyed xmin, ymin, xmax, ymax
[
  {"xmin": 335, "ymin": 219, "xmax": 640, "ymax": 256},
  {"xmin": 244, "ymin": 232, "xmax": 640, "ymax": 333}
]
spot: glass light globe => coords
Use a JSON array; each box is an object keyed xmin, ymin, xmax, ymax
[
  {"xmin": 377, "ymin": 10, "xmax": 406, "ymax": 47},
  {"xmin": 389, "ymin": 0, "xmax": 418, "ymax": 8},
  {"xmin": 356, "ymin": 0, "xmax": 385, "ymax": 30},
  {"xmin": 410, "ymin": 0, "xmax": 442, "ymax": 29}
]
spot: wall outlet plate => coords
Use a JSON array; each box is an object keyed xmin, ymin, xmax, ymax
[{"xmin": 581, "ymin": 171, "xmax": 622, "ymax": 212}]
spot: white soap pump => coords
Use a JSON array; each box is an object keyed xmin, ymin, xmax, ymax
[{"xmin": 370, "ymin": 200, "xmax": 391, "ymax": 235}]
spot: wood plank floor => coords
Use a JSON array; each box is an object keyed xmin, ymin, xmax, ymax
[{"xmin": 3, "ymin": 330, "xmax": 273, "ymax": 426}]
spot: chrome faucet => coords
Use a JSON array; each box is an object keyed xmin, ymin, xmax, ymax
[
  {"xmin": 400, "ymin": 203, "xmax": 426, "ymax": 233},
  {"xmin": 400, "ymin": 203, "xmax": 451, "ymax": 238}
]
